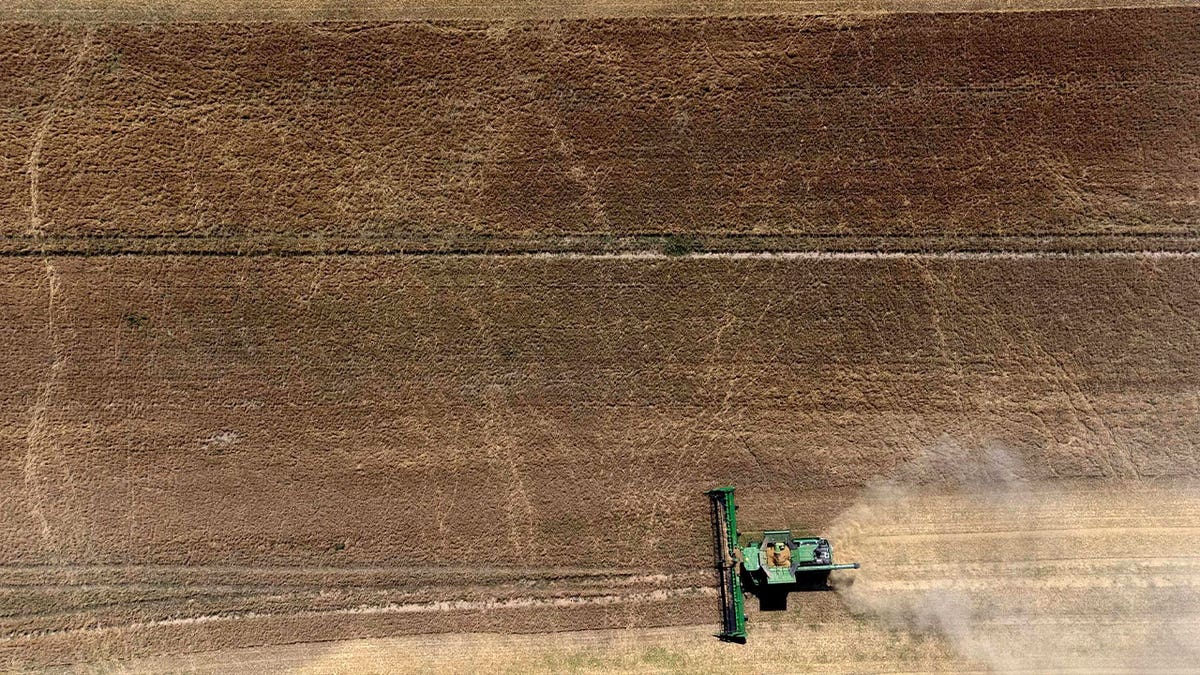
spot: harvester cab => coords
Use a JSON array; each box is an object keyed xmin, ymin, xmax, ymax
[{"xmin": 706, "ymin": 486, "xmax": 860, "ymax": 642}]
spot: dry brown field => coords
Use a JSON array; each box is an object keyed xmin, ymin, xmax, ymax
[
  {"xmin": 3, "ymin": 253, "xmax": 1200, "ymax": 669},
  {"xmin": 1, "ymin": 3, "xmax": 1198, "ymax": 672},
  {"xmin": 1, "ymin": 10, "xmax": 1196, "ymax": 254},
  {"xmin": 1, "ymin": 0, "xmax": 1194, "ymax": 22}
]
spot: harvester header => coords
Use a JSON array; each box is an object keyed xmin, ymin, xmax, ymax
[{"xmin": 706, "ymin": 486, "xmax": 747, "ymax": 642}]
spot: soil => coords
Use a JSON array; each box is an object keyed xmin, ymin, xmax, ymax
[
  {"xmin": 1, "ymin": 4, "xmax": 1198, "ymax": 672},
  {"xmin": 2, "ymin": 0, "xmax": 1194, "ymax": 22},
  {"xmin": 1, "ymin": 10, "xmax": 1196, "ymax": 254}
]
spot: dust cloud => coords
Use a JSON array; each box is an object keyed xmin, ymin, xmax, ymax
[{"xmin": 828, "ymin": 438, "xmax": 1200, "ymax": 672}]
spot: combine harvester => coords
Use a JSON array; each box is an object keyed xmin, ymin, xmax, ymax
[{"xmin": 707, "ymin": 486, "xmax": 860, "ymax": 643}]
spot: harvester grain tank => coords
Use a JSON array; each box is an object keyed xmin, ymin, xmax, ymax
[{"xmin": 707, "ymin": 486, "xmax": 859, "ymax": 642}]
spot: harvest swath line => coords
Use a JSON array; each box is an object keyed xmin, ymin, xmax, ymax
[
  {"xmin": 3, "ymin": 249, "xmax": 1200, "ymax": 259},
  {"xmin": 0, "ymin": 586, "xmax": 717, "ymax": 643},
  {"xmin": 2, "ymin": 0, "xmax": 1191, "ymax": 22},
  {"xmin": 4, "ymin": 231, "xmax": 1199, "ymax": 257}
]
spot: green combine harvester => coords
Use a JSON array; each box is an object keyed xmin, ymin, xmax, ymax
[{"xmin": 707, "ymin": 486, "xmax": 860, "ymax": 643}]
